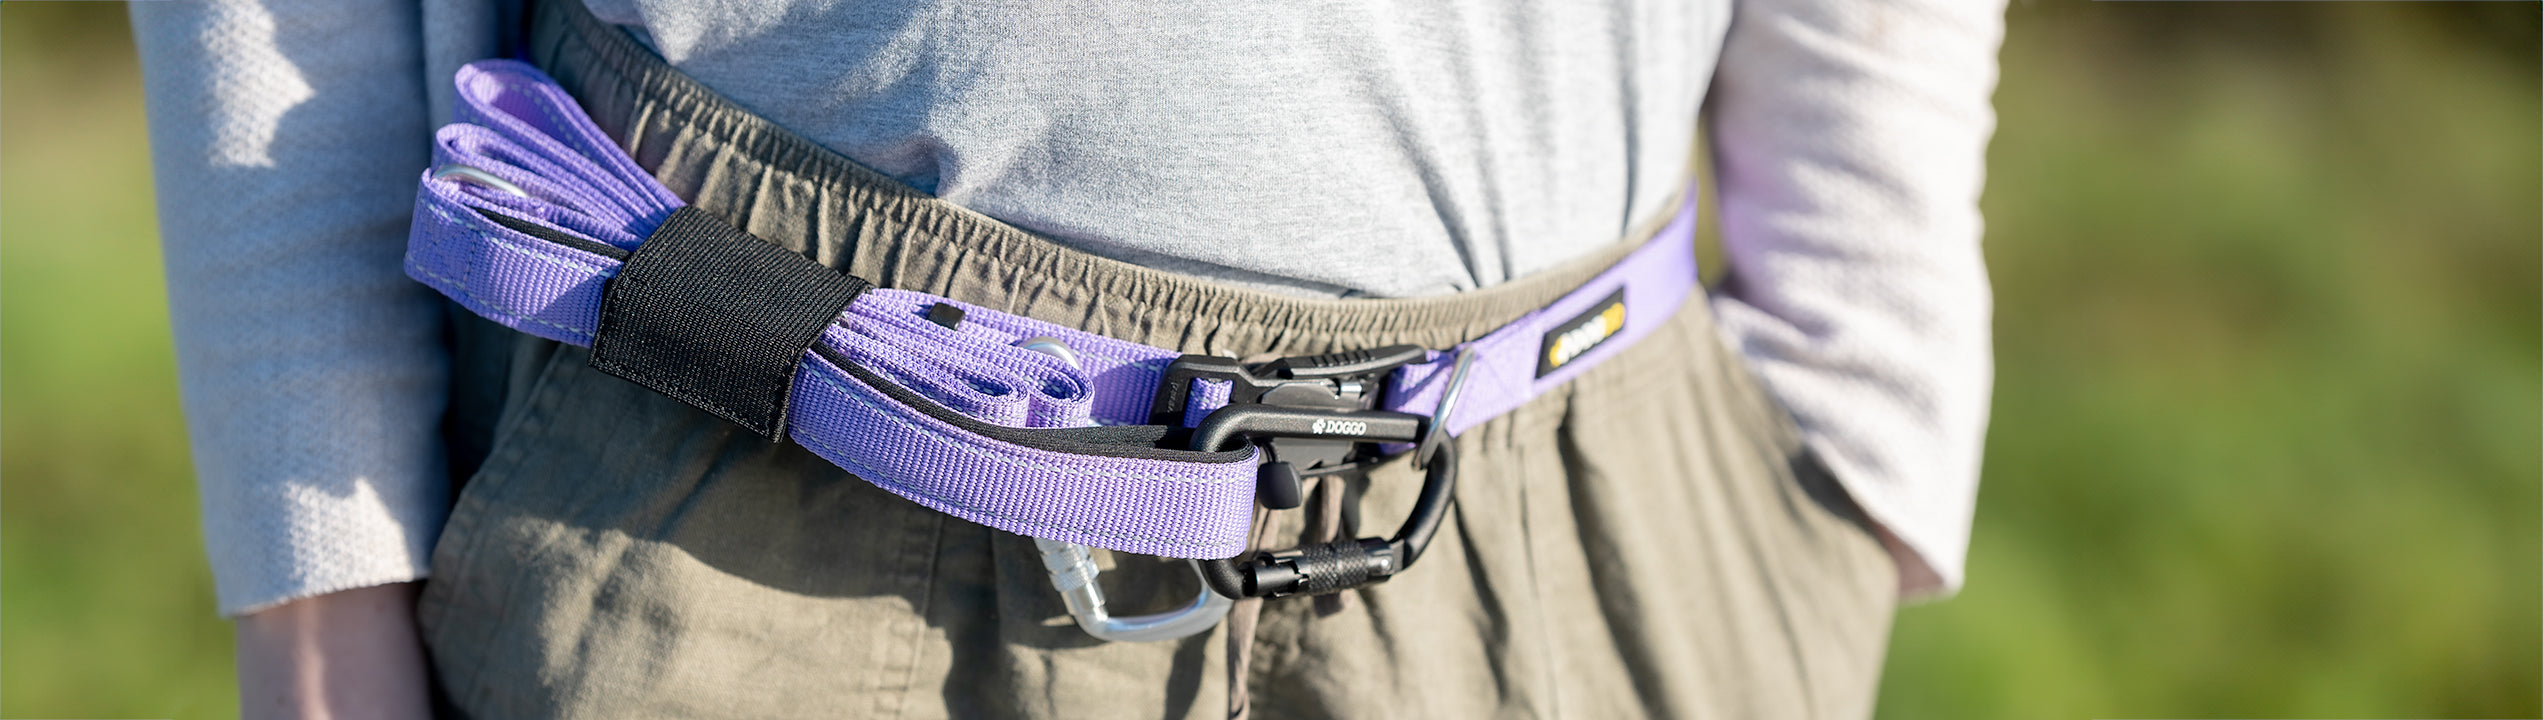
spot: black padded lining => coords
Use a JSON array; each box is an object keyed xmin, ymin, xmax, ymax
[
  {"xmin": 808, "ymin": 343, "xmax": 1252, "ymax": 464},
  {"xmin": 474, "ymin": 207, "xmax": 632, "ymax": 261}
]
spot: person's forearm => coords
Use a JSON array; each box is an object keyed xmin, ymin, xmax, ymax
[
  {"xmin": 134, "ymin": 0, "xmax": 454, "ymax": 616},
  {"xmin": 235, "ymin": 583, "xmax": 433, "ymax": 720},
  {"xmin": 1705, "ymin": 0, "xmax": 2003, "ymax": 597}
]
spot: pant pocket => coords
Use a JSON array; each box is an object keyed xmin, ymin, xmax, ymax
[
  {"xmin": 1552, "ymin": 292, "xmax": 1898, "ymax": 719},
  {"xmin": 419, "ymin": 339, "xmax": 953, "ymax": 718}
]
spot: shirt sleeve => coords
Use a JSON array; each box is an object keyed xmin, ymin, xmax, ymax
[
  {"xmin": 131, "ymin": 0, "xmax": 452, "ymax": 616},
  {"xmin": 1704, "ymin": 0, "xmax": 2005, "ymax": 598}
]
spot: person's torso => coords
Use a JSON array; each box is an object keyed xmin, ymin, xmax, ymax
[{"xmin": 579, "ymin": 0, "xmax": 1728, "ymax": 297}]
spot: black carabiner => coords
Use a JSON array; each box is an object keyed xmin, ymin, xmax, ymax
[
  {"xmin": 1186, "ymin": 405, "xmax": 1459, "ymax": 599},
  {"xmin": 1154, "ymin": 345, "xmax": 1472, "ymax": 600}
]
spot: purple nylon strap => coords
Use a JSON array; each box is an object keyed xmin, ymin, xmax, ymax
[{"xmin": 405, "ymin": 60, "xmax": 1700, "ymax": 560}]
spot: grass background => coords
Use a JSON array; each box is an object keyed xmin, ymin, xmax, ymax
[{"xmin": 1, "ymin": 2, "xmax": 2535, "ymax": 718}]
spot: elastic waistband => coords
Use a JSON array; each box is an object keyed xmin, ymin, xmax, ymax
[{"xmin": 521, "ymin": 0, "xmax": 1684, "ymax": 355}]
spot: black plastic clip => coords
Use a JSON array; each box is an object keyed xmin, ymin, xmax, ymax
[
  {"xmin": 1150, "ymin": 345, "xmax": 1429, "ymax": 427},
  {"xmin": 1151, "ymin": 345, "xmax": 1427, "ymax": 486}
]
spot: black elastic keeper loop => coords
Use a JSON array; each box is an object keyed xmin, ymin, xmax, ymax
[{"xmin": 589, "ymin": 206, "xmax": 870, "ymax": 440}]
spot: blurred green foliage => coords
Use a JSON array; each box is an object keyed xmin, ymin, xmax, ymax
[
  {"xmin": 0, "ymin": 2, "xmax": 2532, "ymax": 719},
  {"xmin": 1877, "ymin": 3, "xmax": 2541, "ymax": 719},
  {"xmin": 1, "ymin": 3, "xmax": 237, "ymax": 718}
]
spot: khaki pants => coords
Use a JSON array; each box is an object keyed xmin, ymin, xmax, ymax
[{"xmin": 417, "ymin": 2, "xmax": 1899, "ymax": 717}]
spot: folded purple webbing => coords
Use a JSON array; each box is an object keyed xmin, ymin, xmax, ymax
[{"xmin": 406, "ymin": 60, "xmax": 1699, "ymax": 560}]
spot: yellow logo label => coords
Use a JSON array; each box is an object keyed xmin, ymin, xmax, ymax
[{"xmin": 1537, "ymin": 291, "xmax": 1627, "ymax": 377}]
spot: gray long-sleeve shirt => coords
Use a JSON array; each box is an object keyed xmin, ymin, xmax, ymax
[{"xmin": 134, "ymin": 0, "xmax": 2000, "ymax": 615}]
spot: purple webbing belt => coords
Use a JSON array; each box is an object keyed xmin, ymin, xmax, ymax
[{"xmin": 405, "ymin": 60, "xmax": 1700, "ymax": 561}]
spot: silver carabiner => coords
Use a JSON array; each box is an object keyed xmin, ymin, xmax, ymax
[
  {"xmin": 1034, "ymin": 539, "xmax": 1232, "ymax": 642},
  {"xmin": 1014, "ymin": 337, "xmax": 1232, "ymax": 642}
]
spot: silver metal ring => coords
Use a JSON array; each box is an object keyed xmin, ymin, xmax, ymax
[
  {"xmin": 1416, "ymin": 347, "xmax": 1476, "ymax": 469},
  {"xmin": 431, "ymin": 164, "xmax": 531, "ymax": 199},
  {"xmin": 1013, "ymin": 337, "xmax": 1084, "ymax": 370}
]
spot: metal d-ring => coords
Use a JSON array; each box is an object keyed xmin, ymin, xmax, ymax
[
  {"xmin": 1414, "ymin": 346, "xmax": 1476, "ymax": 469},
  {"xmin": 432, "ymin": 163, "xmax": 532, "ymax": 199},
  {"xmin": 1015, "ymin": 337, "xmax": 1232, "ymax": 642}
]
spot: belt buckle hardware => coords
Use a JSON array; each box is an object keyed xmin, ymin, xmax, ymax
[
  {"xmin": 1151, "ymin": 344, "xmax": 1431, "ymax": 496},
  {"xmin": 1161, "ymin": 346, "xmax": 1473, "ymax": 600}
]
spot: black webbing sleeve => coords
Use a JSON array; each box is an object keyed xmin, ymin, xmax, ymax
[{"xmin": 589, "ymin": 206, "xmax": 871, "ymax": 440}]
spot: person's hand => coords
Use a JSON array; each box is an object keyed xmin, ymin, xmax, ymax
[{"xmin": 234, "ymin": 582, "xmax": 433, "ymax": 720}]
